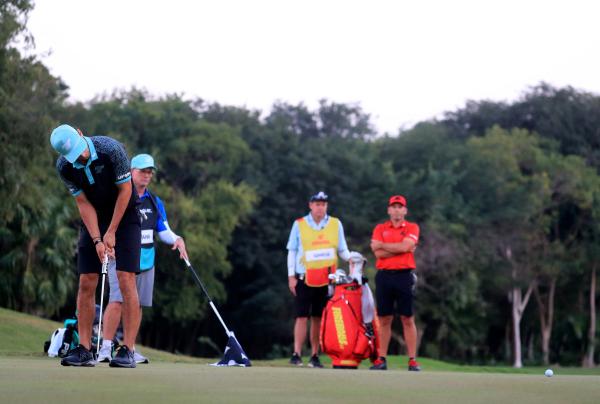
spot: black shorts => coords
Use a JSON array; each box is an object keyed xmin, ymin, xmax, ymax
[
  {"xmin": 294, "ymin": 277, "xmax": 329, "ymax": 318},
  {"xmin": 77, "ymin": 220, "xmax": 141, "ymax": 274},
  {"xmin": 375, "ymin": 269, "xmax": 416, "ymax": 317}
]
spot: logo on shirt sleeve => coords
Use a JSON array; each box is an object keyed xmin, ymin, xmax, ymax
[{"xmin": 117, "ymin": 171, "xmax": 131, "ymax": 181}]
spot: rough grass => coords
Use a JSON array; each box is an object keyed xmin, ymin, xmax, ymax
[{"xmin": 0, "ymin": 307, "xmax": 204, "ymax": 363}]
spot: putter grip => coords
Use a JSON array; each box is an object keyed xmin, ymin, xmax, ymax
[{"xmin": 101, "ymin": 254, "xmax": 109, "ymax": 274}]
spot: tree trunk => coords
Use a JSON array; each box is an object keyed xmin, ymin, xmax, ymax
[
  {"xmin": 510, "ymin": 276, "xmax": 535, "ymax": 368},
  {"xmin": 511, "ymin": 288, "xmax": 523, "ymax": 368},
  {"xmin": 534, "ymin": 278, "xmax": 556, "ymax": 366},
  {"xmin": 505, "ymin": 321, "xmax": 512, "ymax": 362},
  {"xmin": 416, "ymin": 324, "xmax": 426, "ymax": 354},
  {"xmin": 168, "ymin": 326, "xmax": 175, "ymax": 352},
  {"xmin": 583, "ymin": 265, "xmax": 597, "ymax": 368},
  {"xmin": 186, "ymin": 321, "xmax": 201, "ymax": 354},
  {"xmin": 504, "ymin": 243, "xmax": 536, "ymax": 369},
  {"xmin": 23, "ymin": 237, "xmax": 39, "ymax": 312},
  {"xmin": 527, "ymin": 331, "xmax": 534, "ymax": 362}
]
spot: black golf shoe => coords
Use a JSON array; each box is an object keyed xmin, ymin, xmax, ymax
[
  {"xmin": 289, "ymin": 352, "xmax": 302, "ymax": 366},
  {"xmin": 60, "ymin": 345, "xmax": 96, "ymax": 367},
  {"xmin": 109, "ymin": 345, "xmax": 136, "ymax": 368},
  {"xmin": 308, "ymin": 355, "xmax": 324, "ymax": 368}
]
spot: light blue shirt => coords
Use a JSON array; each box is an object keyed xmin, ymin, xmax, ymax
[{"xmin": 286, "ymin": 213, "xmax": 350, "ymax": 274}]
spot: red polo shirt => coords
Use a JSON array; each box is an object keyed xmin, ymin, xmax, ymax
[{"xmin": 372, "ymin": 220, "xmax": 419, "ymax": 270}]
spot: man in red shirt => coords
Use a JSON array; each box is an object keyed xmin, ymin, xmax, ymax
[{"xmin": 370, "ymin": 195, "xmax": 421, "ymax": 371}]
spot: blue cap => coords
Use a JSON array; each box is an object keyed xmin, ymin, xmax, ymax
[
  {"xmin": 50, "ymin": 124, "xmax": 87, "ymax": 163},
  {"xmin": 309, "ymin": 191, "xmax": 328, "ymax": 202},
  {"xmin": 131, "ymin": 154, "xmax": 155, "ymax": 170}
]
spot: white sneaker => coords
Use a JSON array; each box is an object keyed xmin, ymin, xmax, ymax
[
  {"xmin": 134, "ymin": 351, "xmax": 149, "ymax": 364},
  {"xmin": 97, "ymin": 343, "xmax": 113, "ymax": 363}
]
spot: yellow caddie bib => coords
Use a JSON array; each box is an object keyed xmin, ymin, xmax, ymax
[{"xmin": 298, "ymin": 216, "xmax": 340, "ymax": 287}]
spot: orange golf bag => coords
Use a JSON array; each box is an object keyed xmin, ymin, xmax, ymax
[{"xmin": 320, "ymin": 280, "xmax": 380, "ymax": 368}]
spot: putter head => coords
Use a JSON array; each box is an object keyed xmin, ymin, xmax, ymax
[{"xmin": 91, "ymin": 351, "xmax": 100, "ymax": 365}]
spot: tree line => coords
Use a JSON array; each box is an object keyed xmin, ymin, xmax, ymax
[{"xmin": 1, "ymin": 1, "xmax": 599, "ymax": 367}]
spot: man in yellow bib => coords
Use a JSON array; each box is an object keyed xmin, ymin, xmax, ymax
[{"xmin": 286, "ymin": 191, "xmax": 351, "ymax": 367}]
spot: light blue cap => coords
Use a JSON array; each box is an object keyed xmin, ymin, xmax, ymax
[
  {"xmin": 50, "ymin": 124, "xmax": 87, "ymax": 163},
  {"xmin": 131, "ymin": 154, "xmax": 155, "ymax": 170}
]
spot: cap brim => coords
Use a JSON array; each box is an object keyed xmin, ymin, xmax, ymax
[
  {"xmin": 133, "ymin": 165, "xmax": 155, "ymax": 170},
  {"xmin": 388, "ymin": 199, "xmax": 406, "ymax": 206},
  {"xmin": 64, "ymin": 137, "xmax": 87, "ymax": 163}
]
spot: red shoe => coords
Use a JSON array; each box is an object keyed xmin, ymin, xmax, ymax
[
  {"xmin": 369, "ymin": 357, "xmax": 387, "ymax": 370},
  {"xmin": 408, "ymin": 358, "xmax": 421, "ymax": 371}
]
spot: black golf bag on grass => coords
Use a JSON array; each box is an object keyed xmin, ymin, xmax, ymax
[
  {"xmin": 45, "ymin": 317, "xmax": 79, "ymax": 358},
  {"xmin": 44, "ymin": 305, "xmax": 104, "ymax": 358}
]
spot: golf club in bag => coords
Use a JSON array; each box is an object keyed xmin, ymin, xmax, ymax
[
  {"xmin": 181, "ymin": 254, "xmax": 251, "ymax": 367},
  {"xmin": 95, "ymin": 253, "xmax": 109, "ymax": 360}
]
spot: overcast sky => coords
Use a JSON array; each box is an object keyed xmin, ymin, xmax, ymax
[{"xmin": 27, "ymin": 0, "xmax": 600, "ymax": 134}]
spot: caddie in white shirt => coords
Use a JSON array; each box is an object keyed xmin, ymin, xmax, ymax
[{"xmin": 286, "ymin": 191, "xmax": 351, "ymax": 368}]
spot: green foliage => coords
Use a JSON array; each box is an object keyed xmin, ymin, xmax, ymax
[
  {"xmin": 163, "ymin": 121, "xmax": 251, "ymax": 191},
  {"xmin": 0, "ymin": 0, "xmax": 33, "ymax": 50},
  {"xmin": 0, "ymin": 3, "xmax": 76, "ymax": 316},
  {"xmin": 443, "ymin": 82, "xmax": 600, "ymax": 168}
]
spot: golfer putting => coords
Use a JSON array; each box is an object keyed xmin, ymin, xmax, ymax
[{"xmin": 51, "ymin": 124, "xmax": 141, "ymax": 368}]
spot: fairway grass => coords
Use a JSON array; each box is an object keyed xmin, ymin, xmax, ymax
[
  {"xmin": 2, "ymin": 307, "xmax": 600, "ymax": 403},
  {"xmin": 1, "ymin": 357, "xmax": 599, "ymax": 404}
]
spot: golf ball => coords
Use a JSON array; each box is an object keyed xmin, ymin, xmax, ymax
[{"xmin": 545, "ymin": 369, "xmax": 553, "ymax": 377}]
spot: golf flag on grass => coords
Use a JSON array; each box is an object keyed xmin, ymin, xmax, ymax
[{"xmin": 210, "ymin": 333, "xmax": 252, "ymax": 367}]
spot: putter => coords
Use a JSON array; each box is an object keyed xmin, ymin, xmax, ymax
[
  {"xmin": 96, "ymin": 253, "xmax": 109, "ymax": 359},
  {"xmin": 180, "ymin": 252, "xmax": 231, "ymax": 336},
  {"xmin": 178, "ymin": 248, "xmax": 251, "ymax": 366}
]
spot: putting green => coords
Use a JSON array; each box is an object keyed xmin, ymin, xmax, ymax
[{"xmin": 1, "ymin": 357, "xmax": 599, "ymax": 404}]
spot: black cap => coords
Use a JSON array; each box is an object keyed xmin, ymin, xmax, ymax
[{"xmin": 309, "ymin": 191, "xmax": 328, "ymax": 202}]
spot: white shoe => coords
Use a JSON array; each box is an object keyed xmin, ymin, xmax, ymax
[
  {"xmin": 97, "ymin": 343, "xmax": 113, "ymax": 363},
  {"xmin": 134, "ymin": 351, "xmax": 149, "ymax": 364}
]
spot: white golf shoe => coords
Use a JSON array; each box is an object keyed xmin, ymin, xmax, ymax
[
  {"xmin": 134, "ymin": 351, "xmax": 149, "ymax": 364},
  {"xmin": 97, "ymin": 342, "xmax": 113, "ymax": 363}
]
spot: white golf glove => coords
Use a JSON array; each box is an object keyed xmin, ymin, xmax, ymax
[{"xmin": 348, "ymin": 251, "xmax": 366, "ymax": 284}]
